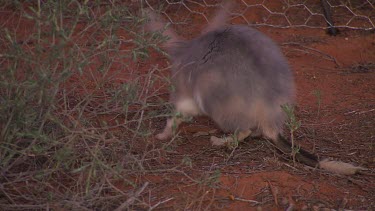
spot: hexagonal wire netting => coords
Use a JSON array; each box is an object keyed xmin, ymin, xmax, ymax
[{"xmin": 144, "ymin": 0, "xmax": 375, "ymax": 31}]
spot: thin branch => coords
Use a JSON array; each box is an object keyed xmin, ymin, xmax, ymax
[{"xmin": 114, "ymin": 182, "xmax": 149, "ymax": 211}]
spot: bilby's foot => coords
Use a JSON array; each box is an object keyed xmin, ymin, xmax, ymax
[
  {"xmin": 210, "ymin": 136, "xmax": 233, "ymax": 146},
  {"xmin": 155, "ymin": 131, "xmax": 172, "ymax": 140},
  {"xmin": 155, "ymin": 118, "xmax": 181, "ymax": 140},
  {"xmin": 210, "ymin": 130, "xmax": 252, "ymax": 146}
]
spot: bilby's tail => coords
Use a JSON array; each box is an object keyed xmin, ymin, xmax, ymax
[{"xmin": 273, "ymin": 135, "xmax": 366, "ymax": 175}]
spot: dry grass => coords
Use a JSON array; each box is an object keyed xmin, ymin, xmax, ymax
[
  {"xmin": 1, "ymin": 1, "xmax": 374, "ymax": 210},
  {"xmin": 0, "ymin": 1, "xmax": 182, "ymax": 209}
]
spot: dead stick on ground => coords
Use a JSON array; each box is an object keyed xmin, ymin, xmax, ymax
[
  {"xmin": 148, "ymin": 197, "xmax": 174, "ymax": 211},
  {"xmin": 282, "ymin": 42, "xmax": 341, "ymax": 67},
  {"xmin": 267, "ymin": 180, "xmax": 278, "ymax": 206},
  {"xmin": 234, "ymin": 197, "xmax": 260, "ymax": 205},
  {"xmin": 114, "ymin": 182, "xmax": 149, "ymax": 211}
]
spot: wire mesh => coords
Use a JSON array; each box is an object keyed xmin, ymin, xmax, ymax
[{"xmin": 145, "ymin": 0, "xmax": 375, "ymax": 31}]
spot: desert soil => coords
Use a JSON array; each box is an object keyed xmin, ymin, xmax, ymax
[
  {"xmin": 141, "ymin": 5, "xmax": 375, "ymax": 211},
  {"xmin": 1, "ymin": 2, "xmax": 374, "ymax": 211}
]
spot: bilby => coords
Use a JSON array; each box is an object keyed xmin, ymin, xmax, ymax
[{"xmin": 144, "ymin": 4, "xmax": 365, "ymax": 175}]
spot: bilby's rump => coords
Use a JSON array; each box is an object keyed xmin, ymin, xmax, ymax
[{"xmin": 145, "ymin": 4, "xmax": 365, "ymax": 175}]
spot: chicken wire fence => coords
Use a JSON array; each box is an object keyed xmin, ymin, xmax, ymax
[{"xmin": 144, "ymin": 0, "xmax": 375, "ymax": 31}]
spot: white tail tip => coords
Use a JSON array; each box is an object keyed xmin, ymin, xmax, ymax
[{"xmin": 319, "ymin": 159, "xmax": 367, "ymax": 175}]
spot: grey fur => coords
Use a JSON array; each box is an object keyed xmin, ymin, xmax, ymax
[
  {"xmin": 169, "ymin": 26, "xmax": 294, "ymax": 138},
  {"xmin": 146, "ymin": 6, "xmax": 365, "ymax": 175}
]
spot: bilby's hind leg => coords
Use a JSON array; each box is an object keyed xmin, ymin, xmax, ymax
[
  {"xmin": 156, "ymin": 97, "xmax": 201, "ymax": 140},
  {"xmin": 211, "ymin": 130, "xmax": 252, "ymax": 146}
]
